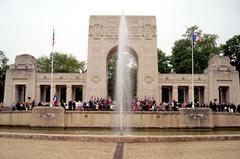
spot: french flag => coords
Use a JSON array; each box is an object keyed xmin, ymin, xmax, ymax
[
  {"xmin": 53, "ymin": 95, "xmax": 58, "ymax": 106},
  {"xmin": 192, "ymin": 32, "xmax": 200, "ymax": 43}
]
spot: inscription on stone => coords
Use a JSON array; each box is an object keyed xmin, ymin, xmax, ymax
[
  {"xmin": 89, "ymin": 19, "xmax": 156, "ymax": 40},
  {"xmin": 12, "ymin": 70, "xmax": 31, "ymax": 79},
  {"xmin": 189, "ymin": 114, "xmax": 204, "ymax": 120},
  {"xmin": 41, "ymin": 113, "xmax": 55, "ymax": 119}
]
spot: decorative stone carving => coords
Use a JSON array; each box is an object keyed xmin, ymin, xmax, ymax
[
  {"xmin": 41, "ymin": 113, "xmax": 55, "ymax": 119},
  {"xmin": 189, "ymin": 114, "xmax": 204, "ymax": 120},
  {"xmin": 142, "ymin": 24, "xmax": 156, "ymax": 40},
  {"xmin": 91, "ymin": 76, "xmax": 101, "ymax": 83},
  {"xmin": 89, "ymin": 24, "xmax": 103, "ymax": 40},
  {"xmin": 11, "ymin": 69, "xmax": 31, "ymax": 79},
  {"xmin": 144, "ymin": 76, "xmax": 153, "ymax": 84},
  {"xmin": 104, "ymin": 20, "xmax": 119, "ymax": 37}
]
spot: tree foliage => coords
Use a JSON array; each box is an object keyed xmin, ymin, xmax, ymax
[
  {"xmin": 157, "ymin": 49, "xmax": 171, "ymax": 73},
  {"xmin": 37, "ymin": 52, "xmax": 86, "ymax": 73},
  {"xmin": 171, "ymin": 25, "xmax": 219, "ymax": 74},
  {"xmin": 107, "ymin": 53, "xmax": 137, "ymax": 99},
  {"xmin": 107, "ymin": 54, "xmax": 117, "ymax": 98},
  {"xmin": 221, "ymin": 35, "xmax": 240, "ymax": 73},
  {"xmin": 0, "ymin": 51, "xmax": 9, "ymax": 102}
]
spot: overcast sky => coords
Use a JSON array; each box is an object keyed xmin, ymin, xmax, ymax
[{"xmin": 0, "ymin": 0, "xmax": 239, "ymax": 64}]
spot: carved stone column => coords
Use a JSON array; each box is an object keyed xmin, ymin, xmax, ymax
[
  {"xmin": 172, "ymin": 86, "xmax": 178, "ymax": 102},
  {"xmin": 188, "ymin": 86, "xmax": 193, "ymax": 104},
  {"xmin": 66, "ymin": 85, "xmax": 72, "ymax": 103}
]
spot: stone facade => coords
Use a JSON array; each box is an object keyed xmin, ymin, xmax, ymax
[
  {"xmin": 86, "ymin": 16, "xmax": 159, "ymax": 101},
  {"xmin": 4, "ymin": 54, "xmax": 87, "ymax": 106},
  {"xmin": 3, "ymin": 16, "xmax": 240, "ymax": 106}
]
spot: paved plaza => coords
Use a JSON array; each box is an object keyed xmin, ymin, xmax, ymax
[{"xmin": 0, "ymin": 138, "xmax": 240, "ymax": 159}]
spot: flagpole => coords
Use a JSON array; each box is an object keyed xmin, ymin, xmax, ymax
[
  {"xmin": 191, "ymin": 33, "xmax": 194, "ymax": 108},
  {"xmin": 50, "ymin": 28, "xmax": 55, "ymax": 107}
]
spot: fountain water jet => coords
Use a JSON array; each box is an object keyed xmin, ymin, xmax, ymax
[{"xmin": 115, "ymin": 15, "xmax": 133, "ymax": 135}]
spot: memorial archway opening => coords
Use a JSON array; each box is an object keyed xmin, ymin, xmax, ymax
[{"xmin": 107, "ymin": 46, "xmax": 138, "ymax": 99}]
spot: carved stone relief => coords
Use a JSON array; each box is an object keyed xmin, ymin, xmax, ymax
[
  {"xmin": 142, "ymin": 24, "xmax": 156, "ymax": 40},
  {"xmin": 144, "ymin": 76, "xmax": 153, "ymax": 84},
  {"xmin": 89, "ymin": 24, "xmax": 103, "ymax": 40},
  {"xmin": 91, "ymin": 76, "xmax": 101, "ymax": 83}
]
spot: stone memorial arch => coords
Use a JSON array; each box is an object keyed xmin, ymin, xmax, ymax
[
  {"xmin": 85, "ymin": 16, "xmax": 159, "ymax": 102},
  {"xmin": 3, "ymin": 15, "xmax": 240, "ymax": 107}
]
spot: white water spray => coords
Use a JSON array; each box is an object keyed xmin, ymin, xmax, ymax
[{"xmin": 115, "ymin": 15, "xmax": 133, "ymax": 135}]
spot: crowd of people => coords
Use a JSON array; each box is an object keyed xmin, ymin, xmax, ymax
[
  {"xmin": 9, "ymin": 96, "xmax": 240, "ymax": 113},
  {"xmin": 209, "ymin": 101, "xmax": 238, "ymax": 113},
  {"xmin": 12, "ymin": 100, "xmax": 35, "ymax": 111},
  {"xmin": 60, "ymin": 97, "xmax": 113, "ymax": 111}
]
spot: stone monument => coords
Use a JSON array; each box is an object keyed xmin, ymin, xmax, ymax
[{"xmin": 85, "ymin": 16, "xmax": 159, "ymax": 102}]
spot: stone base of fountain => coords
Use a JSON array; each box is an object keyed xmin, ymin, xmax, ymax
[
  {"xmin": 31, "ymin": 107, "xmax": 65, "ymax": 127},
  {"xmin": 179, "ymin": 108, "xmax": 213, "ymax": 128},
  {"xmin": 1, "ymin": 109, "xmax": 240, "ymax": 128},
  {"xmin": 1, "ymin": 132, "xmax": 240, "ymax": 143}
]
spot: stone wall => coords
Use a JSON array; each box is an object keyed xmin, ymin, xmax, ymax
[
  {"xmin": 64, "ymin": 111, "xmax": 180, "ymax": 128},
  {"xmin": 0, "ymin": 111, "xmax": 32, "ymax": 126},
  {"xmin": 31, "ymin": 107, "xmax": 65, "ymax": 127},
  {"xmin": 213, "ymin": 112, "xmax": 240, "ymax": 127},
  {"xmin": 0, "ymin": 110, "xmax": 240, "ymax": 128}
]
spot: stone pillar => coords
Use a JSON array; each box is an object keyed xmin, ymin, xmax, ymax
[
  {"xmin": 66, "ymin": 85, "xmax": 72, "ymax": 103},
  {"xmin": 183, "ymin": 87, "xmax": 187, "ymax": 104},
  {"xmin": 36, "ymin": 85, "xmax": 40, "ymax": 104},
  {"xmin": 169, "ymin": 87, "xmax": 172, "ymax": 102},
  {"xmin": 20, "ymin": 86, "xmax": 25, "ymax": 102},
  {"xmin": 204, "ymin": 86, "xmax": 208, "ymax": 104},
  {"xmin": 159, "ymin": 86, "xmax": 162, "ymax": 103},
  {"xmin": 82, "ymin": 85, "xmax": 86, "ymax": 101},
  {"xmin": 188, "ymin": 86, "xmax": 193, "ymax": 104},
  {"xmin": 12, "ymin": 85, "xmax": 16, "ymax": 103},
  {"xmin": 227, "ymin": 86, "xmax": 230, "ymax": 104},
  {"xmin": 184, "ymin": 87, "xmax": 188, "ymax": 103},
  {"xmin": 72, "ymin": 87, "xmax": 75, "ymax": 101},
  {"xmin": 57, "ymin": 86, "xmax": 61, "ymax": 101},
  {"xmin": 172, "ymin": 86, "xmax": 178, "ymax": 102}
]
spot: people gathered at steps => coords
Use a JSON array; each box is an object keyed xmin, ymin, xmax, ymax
[{"xmin": 10, "ymin": 96, "xmax": 240, "ymax": 113}]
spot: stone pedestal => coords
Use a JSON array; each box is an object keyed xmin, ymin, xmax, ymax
[
  {"xmin": 179, "ymin": 108, "xmax": 213, "ymax": 128},
  {"xmin": 31, "ymin": 107, "xmax": 65, "ymax": 127}
]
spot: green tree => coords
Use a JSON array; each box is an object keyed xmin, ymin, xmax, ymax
[
  {"xmin": 0, "ymin": 51, "xmax": 9, "ymax": 102},
  {"xmin": 107, "ymin": 53, "xmax": 137, "ymax": 99},
  {"xmin": 171, "ymin": 25, "xmax": 219, "ymax": 73},
  {"xmin": 107, "ymin": 54, "xmax": 117, "ymax": 98},
  {"xmin": 37, "ymin": 52, "xmax": 86, "ymax": 73},
  {"xmin": 221, "ymin": 35, "xmax": 240, "ymax": 74},
  {"xmin": 157, "ymin": 48, "xmax": 171, "ymax": 73}
]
